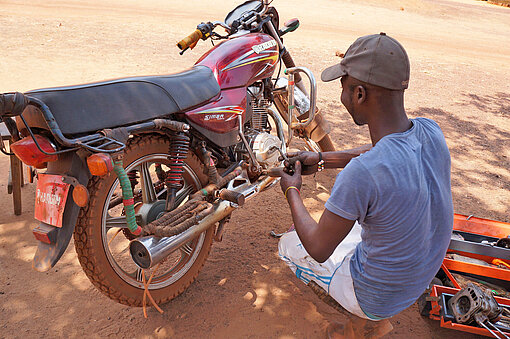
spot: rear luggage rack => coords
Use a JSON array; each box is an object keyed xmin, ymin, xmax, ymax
[
  {"xmin": 1, "ymin": 92, "xmax": 190, "ymax": 155},
  {"xmin": 0, "ymin": 93, "xmax": 126, "ymax": 155},
  {"xmin": 72, "ymin": 134, "xmax": 126, "ymax": 153},
  {"xmin": 25, "ymin": 96, "xmax": 126, "ymax": 154}
]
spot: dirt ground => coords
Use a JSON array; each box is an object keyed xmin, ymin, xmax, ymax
[{"xmin": 0, "ymin": 0, "xmax": 509, "ymax": 338}]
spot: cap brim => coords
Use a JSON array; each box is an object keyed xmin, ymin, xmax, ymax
[{"xmin": 321, "ymin": 64, "xmax": 346, "ymax": 82}]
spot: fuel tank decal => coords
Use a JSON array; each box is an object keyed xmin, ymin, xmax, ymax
[
  {"xmin": 221, "ymin": 44, "xmax": 278, "ymax": 72},
  {"xmin": 252, "ymin": 40, "xmax": 278, "ymax": 54}
]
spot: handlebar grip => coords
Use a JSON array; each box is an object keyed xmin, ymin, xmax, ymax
[
  {"xmin": 177, "ymin": 29, "xmax": 203, "ymax": 50},
  {"xmin": 0, "ymin": 92, "xmax": 29, "ymax": 118}
]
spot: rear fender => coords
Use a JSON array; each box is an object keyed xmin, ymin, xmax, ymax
[{"xmin": 32, "ymin": 151, "xmax": 90, "ymax": 272}]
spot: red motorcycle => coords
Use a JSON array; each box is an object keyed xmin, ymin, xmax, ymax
[{"xmin": 0, "ymin": 0, "xmax": 334, "ymax": 306}]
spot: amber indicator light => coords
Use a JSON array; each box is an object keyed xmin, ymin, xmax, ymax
[
  {"xmin": 72, "ymin": 184, "xmax": 90, "ymax": 207},
  {"xmin": 87, "ymin": 153, "xmax": 113, "ymax": 176}
]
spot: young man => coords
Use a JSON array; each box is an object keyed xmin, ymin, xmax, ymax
[{"xmin": 272, "ymin": 33, "xmax": 453, "ymax": 335}]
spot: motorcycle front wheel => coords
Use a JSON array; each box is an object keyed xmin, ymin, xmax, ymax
[{"xmin": 74, "ymin": 134, "xmax": 213, "ymax": 306}]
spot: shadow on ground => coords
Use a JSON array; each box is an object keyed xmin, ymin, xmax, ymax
[{"xmin": 409, "ymin": 91, "xmax": 510, "ymax": 222}]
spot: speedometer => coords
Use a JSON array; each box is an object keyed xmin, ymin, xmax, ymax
[{"xmin": 225, "ymin": 1, "xmax": 263, "ymax": 27}]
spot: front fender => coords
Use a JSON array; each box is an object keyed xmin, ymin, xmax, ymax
[{"xmin": 32, "ymin": 151, "xmax": 90, "ymax": 272}]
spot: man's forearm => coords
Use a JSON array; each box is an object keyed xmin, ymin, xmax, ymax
[
  {"xmin": 286, "ymin": 189, "xmax": 323, "ymax": 260},
  {"xmin": 322, "ymin": 144, "xmax": 372, "ymax": 169}
]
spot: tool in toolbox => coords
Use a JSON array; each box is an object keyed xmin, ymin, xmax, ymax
[
  {"xmin": 449, "ymin": 283, "xmax": 508, "ymax": 338},
  {"xmin": 420, "ymin": 213, "xmax": 510, "ymax": 338}
]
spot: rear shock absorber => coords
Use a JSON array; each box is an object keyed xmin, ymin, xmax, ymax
[{"xmin": 165, "ymin": 132, "xmax": 190, "ymax": 211}]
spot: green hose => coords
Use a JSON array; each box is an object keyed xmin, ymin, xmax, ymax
[{"xmin": 113, "ymin": 159, "xmax": 142, "ymax": 235}]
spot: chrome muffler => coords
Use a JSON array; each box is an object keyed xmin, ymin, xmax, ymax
[{"xmin": 129, "ymin": 175, "xmax": 277, "ymax": 269}]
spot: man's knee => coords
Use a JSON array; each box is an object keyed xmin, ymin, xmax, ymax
[{"xmin": 278, "ymin": 230, "xmax": 301, "ymax": 259}]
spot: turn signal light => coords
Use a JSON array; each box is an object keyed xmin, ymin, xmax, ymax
[
  {"xmin": 72, "ymin": 184, "xmax": 89, "ymax": 207},
  {"xmin": 87, "ymin": 153, "xmax": 113, "ymax": 176},
  {"xmin": 10, "ymin": 135, "xmax": 58, "ymax": 168}
]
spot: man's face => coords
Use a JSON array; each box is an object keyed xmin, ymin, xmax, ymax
[{"xmin": 340, "ymin": 76, "xmax": 365, "ymax": 126}]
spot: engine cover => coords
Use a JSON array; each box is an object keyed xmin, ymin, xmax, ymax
[{"xmin": 250, "ymin": 131, "xmax": 282, "ymax": 167}]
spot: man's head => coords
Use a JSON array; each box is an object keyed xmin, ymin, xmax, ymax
[{"xmin": 322, "ymin": 33, "xmax": 410, "ymax": 125}]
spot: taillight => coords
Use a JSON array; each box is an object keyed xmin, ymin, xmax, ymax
[{"xmin": 10, "ymin": 135, "xmax": 58, "ymax": 168}]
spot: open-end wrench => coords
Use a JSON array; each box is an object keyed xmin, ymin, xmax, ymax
[{"xmin": 268, "ymin": 146, "xmax": 294, "ymax": 175}]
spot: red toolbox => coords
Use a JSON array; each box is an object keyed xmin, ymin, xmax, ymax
[{"xmin": 420, "ymin": 214, "xmax": 510, "ymax": 338}]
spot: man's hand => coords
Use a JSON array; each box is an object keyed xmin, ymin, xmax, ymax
[
  {"xmin": 279, "ymin": 151, "xmax": 320, "ymax": 175},
  {"xmin": 270, "ymin": 160, "xmax": 303, "ymax": 194}
]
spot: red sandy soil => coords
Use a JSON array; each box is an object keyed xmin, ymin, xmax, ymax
[{"xmin": 0, "ymin": 0, "xmax": 509, "ymax": 338}]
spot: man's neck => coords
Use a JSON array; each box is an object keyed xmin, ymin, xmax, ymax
[{"xmin": 368, "ymin": 106, "xmax": 412, "ymax": 145}]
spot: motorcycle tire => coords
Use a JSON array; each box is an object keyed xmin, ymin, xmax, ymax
[{"xmin": 74, "ymin": 134, "xmax": 213, "ymax": 307}]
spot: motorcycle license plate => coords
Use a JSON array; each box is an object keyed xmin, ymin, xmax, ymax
[{"xmin": 34, "ymin": 174, "xmax": 71, "ymax": 228}]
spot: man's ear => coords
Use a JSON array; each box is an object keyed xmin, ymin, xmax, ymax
[{"xmin": 356, "ymin": 85, "xmax": 366, "ymax": 104}]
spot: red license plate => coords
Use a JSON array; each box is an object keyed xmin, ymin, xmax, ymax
[{"xmin": 34, "ymin": 174, "xmax": 71, "ymax": 227}]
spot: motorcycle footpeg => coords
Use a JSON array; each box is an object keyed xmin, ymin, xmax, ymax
[{"xmin": 218, "ymin": 189, "xmax": 245, "ymax": 206}]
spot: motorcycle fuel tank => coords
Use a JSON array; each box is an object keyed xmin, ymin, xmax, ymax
[
  {"xmin": 185, "ymin": 33, "xmax": 279, "ymax": 147},
  {"xmin": 195, "ymin": 33, "xmax": 279, "ymax": 89}
]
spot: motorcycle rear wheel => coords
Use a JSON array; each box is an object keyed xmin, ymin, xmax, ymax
[{"xmin": 74, "ymin": 134, "xmax": 213, "ymax": 307}]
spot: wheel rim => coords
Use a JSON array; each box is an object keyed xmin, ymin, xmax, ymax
[{"xmin": 101, "ymin": 153, "xmax": 206, "ymax": 290}]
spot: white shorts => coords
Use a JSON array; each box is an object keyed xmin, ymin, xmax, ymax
[{"xmin": 278, "ymin": 222, "xmax": 376, "ymax": 320}]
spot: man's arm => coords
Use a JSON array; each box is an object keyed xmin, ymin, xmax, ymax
[
  {"xmin": 276, "ymin": 161, "xmax": 356, "ymax": 263},
  {"xmin": 281, "ymin": 144, "xmax": 372, "ymax": 175},
  {"xmin": 286, "ymin": 189, "xmax": 355, "ymax": 263},
  {"xmin": 322, "ymin": 144, "xmax": 372, "ymax": 169}
]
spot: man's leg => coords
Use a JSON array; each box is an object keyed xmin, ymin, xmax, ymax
[
  {"xmin": 278, "ymin": 230, "xmax": 340, "ymax": 292},
  {"xmin": 278, "ymin": 223, "xmax": 393, "ymax": 338},
  {"xmin": 278, "ymin": 222, "xmax": 364, "ymax": 315}
]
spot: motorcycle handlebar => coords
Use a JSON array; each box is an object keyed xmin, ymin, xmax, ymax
[{"xmin": 177, "ymin": 29, "xmax": 203, "ymax": 51}]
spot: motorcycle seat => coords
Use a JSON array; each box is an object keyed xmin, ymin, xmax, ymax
[{"xmin": 25, "ymin": 66, "xmax": 220, "ymax": 135}]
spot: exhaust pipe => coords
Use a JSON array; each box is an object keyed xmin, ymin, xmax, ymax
[{"xmin": 129, "ymin": 176, "xmax": 277, "ymax": 269}]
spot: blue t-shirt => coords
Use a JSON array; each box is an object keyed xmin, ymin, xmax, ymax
[{"xmin": 325, "ymin": 118, "xmax": 453, "ymax": 318}]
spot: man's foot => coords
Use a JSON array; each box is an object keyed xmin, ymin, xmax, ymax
[
  {"xmin": 352, "ymin": 317, "xmax": 393, "ymax": 339},
  {"xmin": 326, "ymin": 321, "xmax": 355, "ymax": 339},
  {"xmin": 307, "ymin": 281, "xmax": 393, "ymax": 339},
  {"xmin": 326, "ymin": 318, "xmax": 393, "ymax": 339},
  {"xmin": 307, "ymin": 281, "xmax": 350, "ymax": 316}
]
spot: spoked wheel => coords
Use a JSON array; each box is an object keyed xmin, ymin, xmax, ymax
[{"xmin": 74, "ymin": 134, "xmax": 213, "ymax": 306}]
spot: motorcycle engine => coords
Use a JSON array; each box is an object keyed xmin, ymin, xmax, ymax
[{"xmin": 236, "ymin": 83, "xmax": 282, "ymax": 169}]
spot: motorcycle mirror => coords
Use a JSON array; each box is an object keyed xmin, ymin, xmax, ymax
[{"xmin": 279, "ymin": 18, "xmax": 300, "ymax": 36}]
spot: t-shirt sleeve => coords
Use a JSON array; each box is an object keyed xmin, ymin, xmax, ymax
[{"xmin": 325, "ymin": 159, "xmax": 375, "ymax": 222}]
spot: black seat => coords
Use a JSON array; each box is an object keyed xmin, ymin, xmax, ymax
[{"xmin": 25, "ymin": 66, "xmax": 220, "ymax": 135}]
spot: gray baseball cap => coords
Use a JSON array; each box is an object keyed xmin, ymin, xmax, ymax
[{"xmin": 321, "ymin": 33, "xmax": 410, "ymax": 90}]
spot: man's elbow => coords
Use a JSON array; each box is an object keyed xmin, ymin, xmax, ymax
[
  {"xmin": 302, "ymin": 239, "xmax": 333, "ymax": 263},
  {"xmin": 308, "ymin": 248, "xmax": 330, "ymax": 263},
  {"xmin": 314, "ymin": 255, "xmax": 328, "ymax": 264}
]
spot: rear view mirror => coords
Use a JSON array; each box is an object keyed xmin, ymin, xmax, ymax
[{"xmin": 279, "ymin": 18, "xmax": 300, "ymax": 36}]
